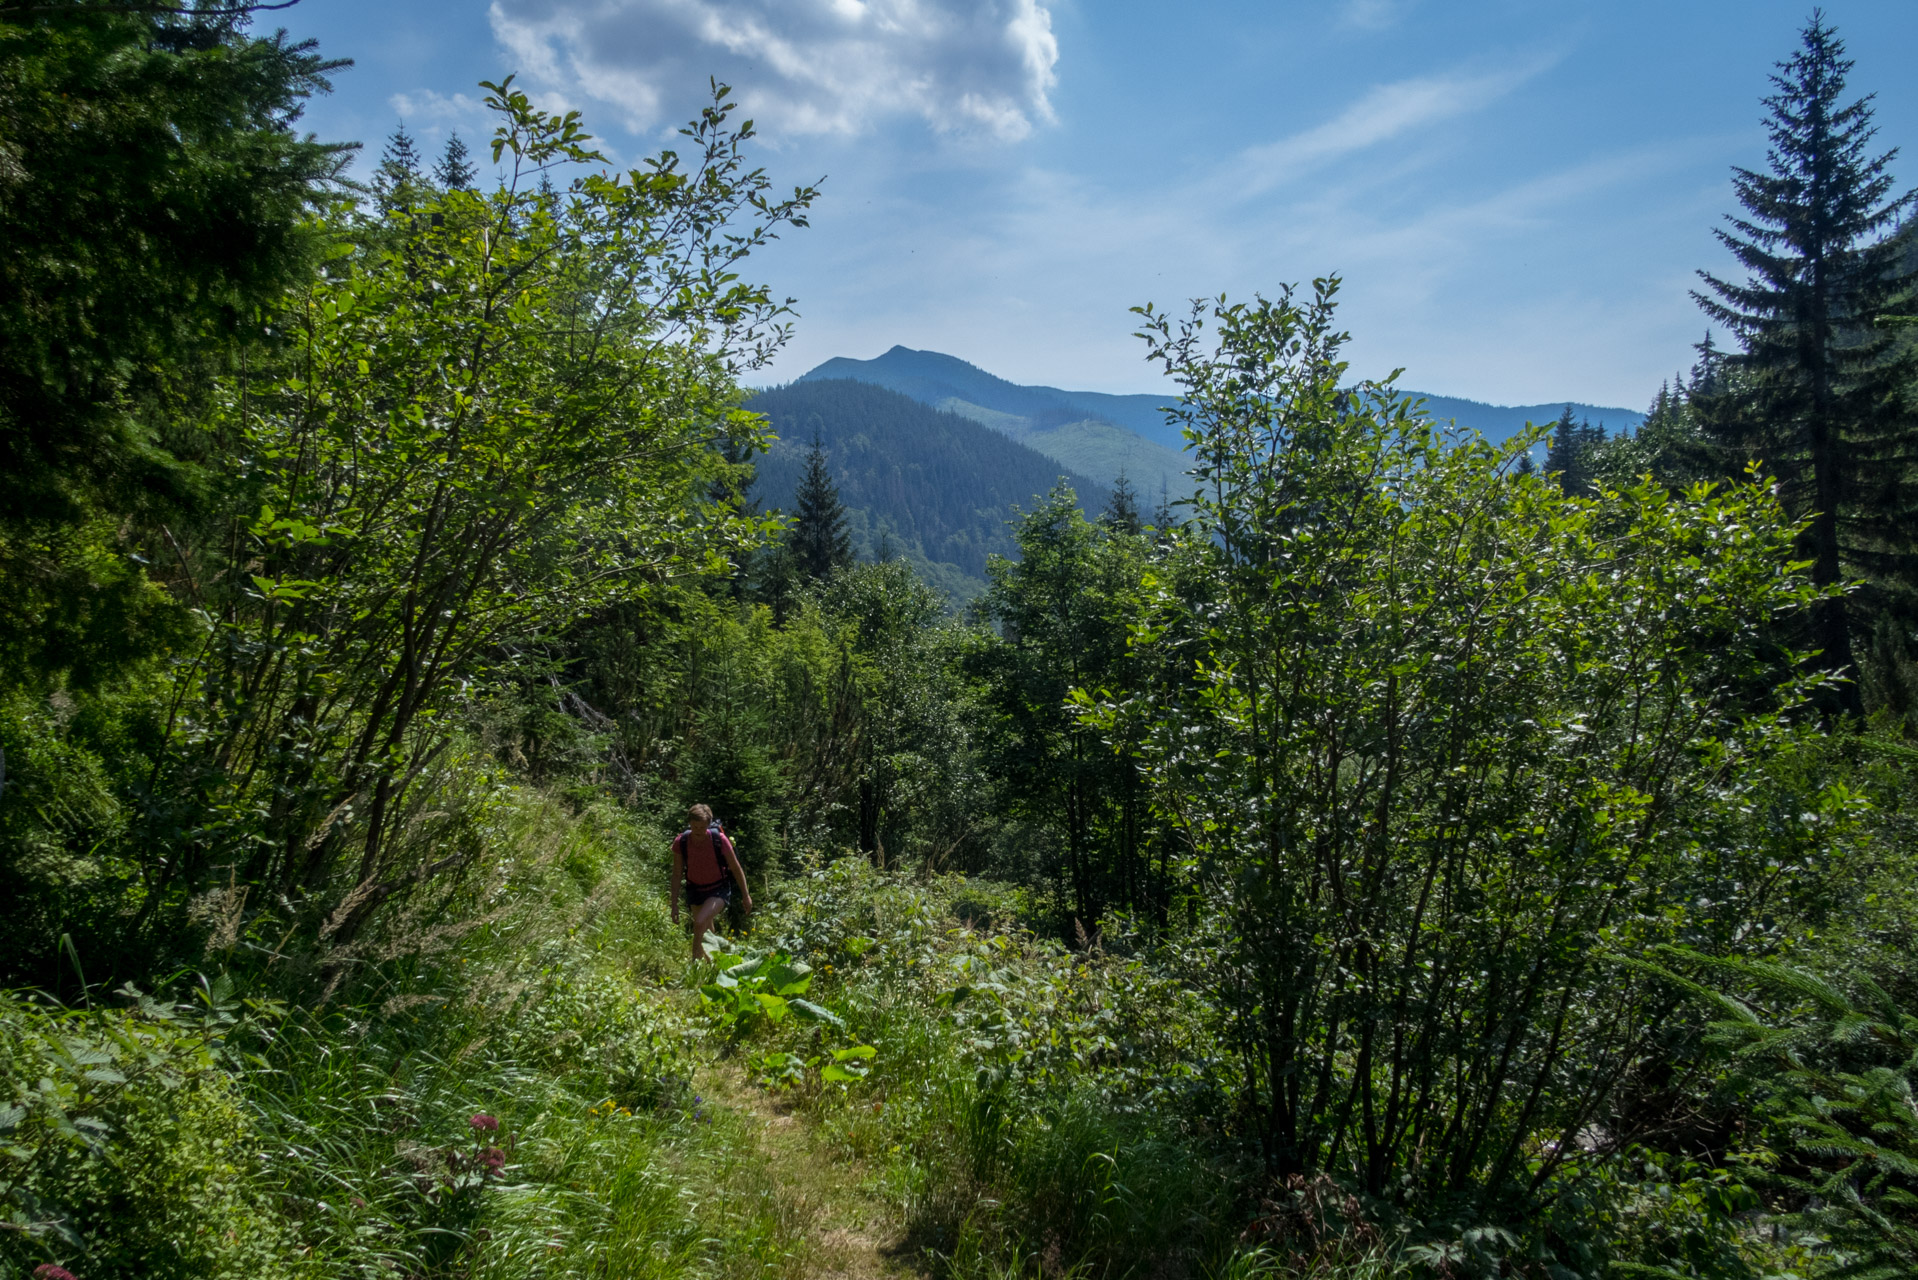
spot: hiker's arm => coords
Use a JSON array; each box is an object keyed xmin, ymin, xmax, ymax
[
  {"xmin": 721, "ymin": 839, "xmax": 752, "ymax": 911},
  {"xmin": 670, "ymin": 842, "xmax": 684, "ymax": 923}
]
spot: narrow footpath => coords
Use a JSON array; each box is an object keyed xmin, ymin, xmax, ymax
[{"xmin": 695, "ymin": 1059, "xmax": 922, "ymax": 1279}]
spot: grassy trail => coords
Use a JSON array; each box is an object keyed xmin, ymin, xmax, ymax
[{"xmin": 694, "ymin": 1054, "xmax": 919, "ymax": 1279}]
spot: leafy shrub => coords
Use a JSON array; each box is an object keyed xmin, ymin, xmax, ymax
[
  {"xmin": 0, "ymin": 693, "xmax": 132, "ymax": 982},
  {"xmin": 1098, "ymin": 283, "xmax": 1840, "ymax": 1227},
  {"xmin": 0, "ymin": 983, "xmax": 296, "ymax": 1280},
  {"xmin": 748, "ymin": 859, "xmax": 1242, "ymax": 1274}
]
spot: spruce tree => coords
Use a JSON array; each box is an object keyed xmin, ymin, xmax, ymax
[
  {"xmin": 374, "ymin": 125, "xmax": 424, "ymax": 210},
  {"xmin": 708, "ymin": 426, "xmax": 760, "ymax": 602},
  {"xmin": 434, "ymin": 132, "xmax": 477, "ymax": 189},
  {"xmin": 1630, "ymin": 379, "xmax": 1704, "ymax": 489},
  {"xmin": 1103, "ymin": 470, "xmax": 1142, "ymax": 534},
  {"xmin": 0, "ymin": 7, "xmax": 345, "ymax": 685},
  {"xmin": 1691, "ymin": 12, "xmax": 1918, "ymax": 711},
  {"xmin": 789, "ymin": 431, "xmax": 854, "ymax": 583},
  {"xmin": 1543, "ymin": 406, "xmax": 1604, "ymax": 496}
]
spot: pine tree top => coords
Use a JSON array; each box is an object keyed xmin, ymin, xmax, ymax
[
  {"xmin": 375, "ymin": 125, "xmax": 424, "ymax": 210},
  {"xmin": 1103, "ymin": 470, "xmax": 1141, "ymax": 534},
  {"xmin": 435, "ymin": 133, "xmax": 477, "ymax": 190},
  {"xmin": 1694, "ymin": 12, "xmax": 1913, "ymax": 344}
]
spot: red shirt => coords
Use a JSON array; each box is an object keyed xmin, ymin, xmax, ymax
[{"xmin": 679, "ymin": 830, "xmax": 734, "ymax": 887}]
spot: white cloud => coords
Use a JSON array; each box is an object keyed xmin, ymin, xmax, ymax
[
  {"xmin": 389, "ymin": 89, "xmax": 485, "ymax": 125},
  {"xmin": 1235, "ymin": 59, "xmax": 1554, "ymax": 196},
  {"xmin": 381, "ymin": 89, "xmax": 496, "ymax": 161},
  {"xmin": 486, "ymin": 0, "xmax": 1058, "ymax": 142}
]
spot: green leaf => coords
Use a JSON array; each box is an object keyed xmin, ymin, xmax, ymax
[{"xmin": 789, "ymin": 999, "xmax": 846, "ymax": 1029}]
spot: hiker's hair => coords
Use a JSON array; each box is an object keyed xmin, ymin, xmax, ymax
[{"xmin": 688, "ymin": 803, "xmax": 713, "ymax": 824}]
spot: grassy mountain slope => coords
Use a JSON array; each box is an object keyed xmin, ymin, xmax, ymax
[
  {"xmin": 1025, "ymin": 418, "xmax": 1188, "ymax": 498},
  {"xmin": 933, "ymin": 396, "xmax": 1028, "ymax": 435},
  {"xmin": 933, "ymin": 397, "xmax": 1190, "ymax": 494},
  {"xmin": 747, "ymin": 379, "xmax": 1109, "ymax": 602}
]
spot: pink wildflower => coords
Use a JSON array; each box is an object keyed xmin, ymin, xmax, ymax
[
  {"xmin": 479, "ymin": 1147, "xmax": 506, "ymax": 1174},
  {"xmin": 468, "ymin": 1114, "xmax": 499, "ymax": 1132},
  {"xmin": 34, "ymin": 1266, "xmax": 79, "ymax": 1280}
]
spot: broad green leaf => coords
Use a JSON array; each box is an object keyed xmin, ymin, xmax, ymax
[{"xmin": 789, "ymin": 999, "xmax": 846, "ymax": 1029}]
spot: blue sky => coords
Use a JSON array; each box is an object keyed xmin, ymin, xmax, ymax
[{"xmin": 278, "ymin": 0, "xmax": 1918, "ymax": 409}]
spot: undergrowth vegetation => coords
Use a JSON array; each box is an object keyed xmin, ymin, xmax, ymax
[{"xmin": 1, "ymin": 789, "xmax": 805, "ymax": 1279}]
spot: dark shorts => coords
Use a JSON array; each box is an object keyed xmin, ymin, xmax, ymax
[{"xmin": 686, "ymin": 879, "xmax": 732, "ymax": 908}]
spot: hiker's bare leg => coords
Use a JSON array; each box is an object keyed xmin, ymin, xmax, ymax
[{"xmin": 691, "ymin": 897, "xmax": 726, "ymax": 960}]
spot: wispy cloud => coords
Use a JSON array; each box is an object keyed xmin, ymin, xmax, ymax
[
  {"xmin": 379, "ymin": 89, "xmax": 496, "ymax": 159},
  {"xmin": 1235, "ymin": 58, "xmax": 1556, "ymax": 196},
  {"xmin": 763, "ymin": 127, "xmax": 1701, "ymax": 405},
  {"xmin": 1338, "ymin": 0, "xmax": 1420, "ymax": 32},
  {"xmin": 487, "ymin": 0, "xmax": 1058, "ymax": 143},
  {"xmin": 389, "ymin": 89, "xmax": 484, "ymax": 124}
]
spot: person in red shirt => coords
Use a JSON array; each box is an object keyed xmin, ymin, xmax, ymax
[{"xmin": 670, "ymin": 803, "xmax": 753, "ymax": 961}]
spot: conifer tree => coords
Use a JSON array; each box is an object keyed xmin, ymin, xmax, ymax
[
  {"xmin": 1543, "ymin": 406, "xmax": 1604, "ymax": 496},
  {"xmin": 0, "ymin": 7, "xmax": 345, "ymax": 685},
  {"xmin": 1691, "ymin": 12, "xmax": 1918, "ymax": 711},
  {"xmin": 434, "ymin": 132, "xmax": 477, "ymax": 189},
  {"xmin": 708, "ymin": 426, "xmax": 761, "ymax": 602},
  {"xmin": 1543, "ymin": 406, "xmax": 1578, "ymax": 491},
  {"xmin": 374, "ymin": 125, "xmax": 424, "ymax": 210},
  {"xmin": 1103, "ymin": 470, "xmax": 1142, "ymax": 534},
  {"xmin": 1624, "ymin": 379, "xmax": 1703, "ymax": 489},
  {"xmin": 789, "ymin": 430, "xmax": 853, "ymax": 583}
]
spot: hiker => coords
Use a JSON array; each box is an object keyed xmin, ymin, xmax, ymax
[{"xmin": 670, "ymin": 803, "xmax": 752, "ymax": 961}]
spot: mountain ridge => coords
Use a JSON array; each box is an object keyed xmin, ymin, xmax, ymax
[{"xmin": 796, "ymin": 345, "xmax": 1649, "ymax": 456}]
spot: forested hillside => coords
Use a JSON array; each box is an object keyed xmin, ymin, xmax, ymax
[
  {"xmin": 3, "ymin": 9, "xmax": 1918, "ymax": 1280},
  {"xmin": 747, "ymin": 378, "xmax": 1109, "ymax": 599}
]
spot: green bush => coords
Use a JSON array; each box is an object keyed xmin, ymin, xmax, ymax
[
  {"xmin": 0, "ymin": 985, "xmax": 297, "ymax": 1280},
  {"xmin": 0, "ymin": 692, "xmax": 132, "ymax": 983}
]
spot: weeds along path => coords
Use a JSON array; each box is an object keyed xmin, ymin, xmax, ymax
[{"xmin": 693, "ymin": 1054, "xmax": 920, "ymax": 1280}]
